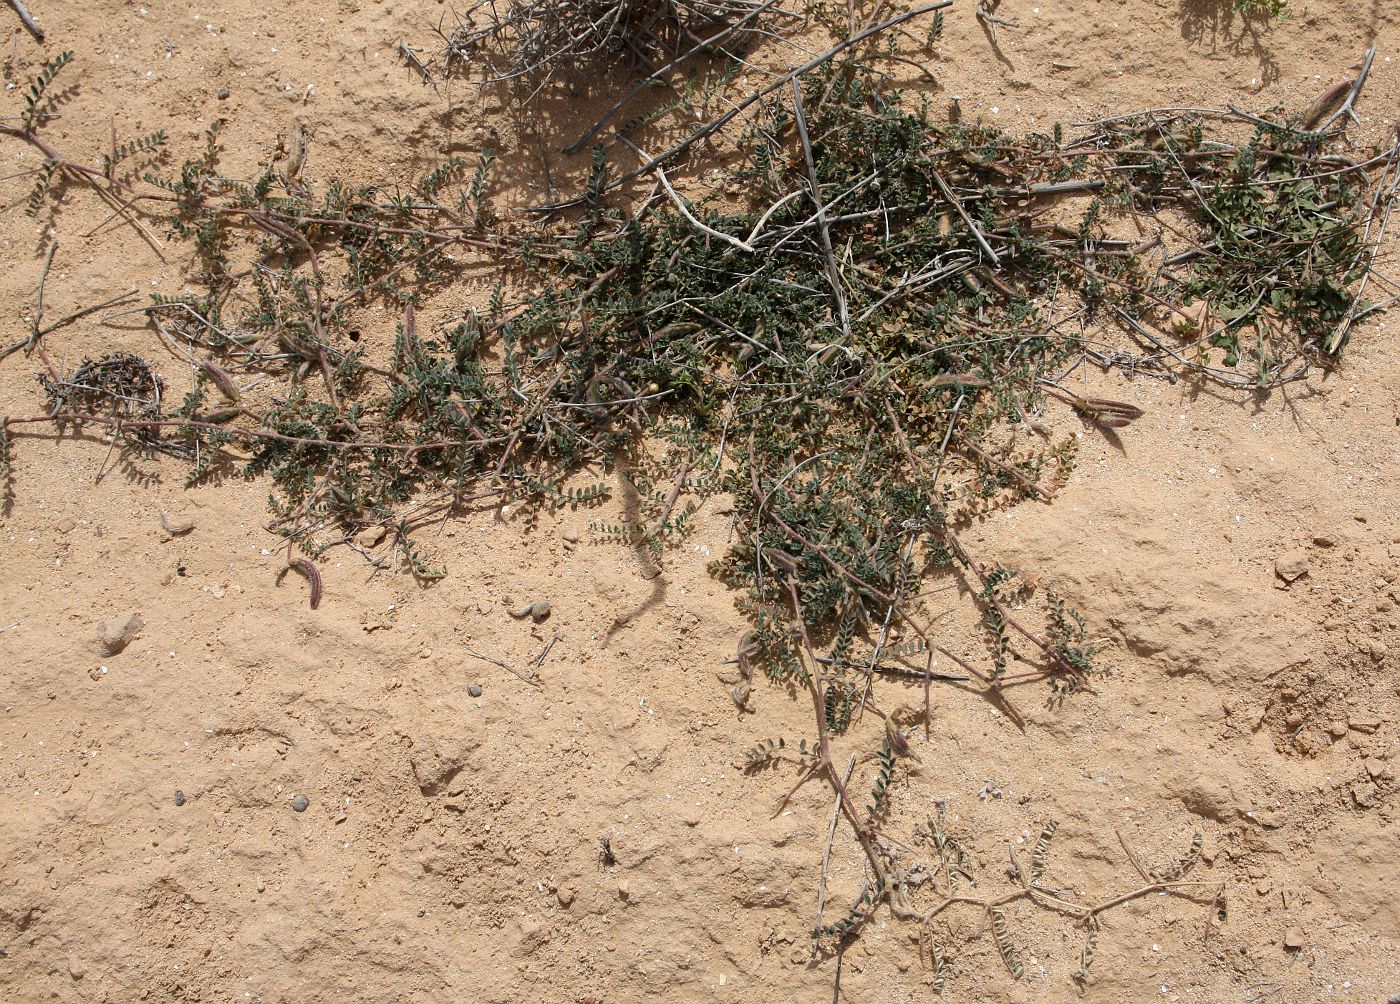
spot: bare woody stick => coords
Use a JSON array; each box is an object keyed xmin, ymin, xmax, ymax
[{"xmin": 8, "ymin": 0, "xmax": 43, "ymax": 42}]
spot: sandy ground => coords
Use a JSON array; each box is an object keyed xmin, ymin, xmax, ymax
[{"xmin": 1, "ymin": 1, "xmax": 1398, "ymax": 1002}]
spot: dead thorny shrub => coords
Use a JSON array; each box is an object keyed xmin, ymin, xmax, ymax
[{"xmin": 439, "ymin": 0, "xmax": 789, "ymax": 96}]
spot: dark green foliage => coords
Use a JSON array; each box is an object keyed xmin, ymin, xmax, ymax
[
  {"xmin": 25, "ymin": 160, "xmax": 56, "ymax": 217},
  {"xmin": 418, "ymin": 156, "xmax": 466, "ymax": 199},
  {"xmin": 465, "ymin": 148, "xmax": 496, "ymax": 228},
  {"xmin": 102, "ymin": 130, "xmax": 167, "ymax": 177},
  {"xmin": 558, "ymin": 482, "xmax": 609, "ymax": 505},
  {"xmin": 866, "ymin": 735, "xmax": 896, "ymax": 825},
  {"xmin": 927, "ymin": 9, "xmax": 944, "ymax": 43},
  {"xmin": 743, "ymin": 736, "xmax": 817, "ymax": 772},
  {"xmin": 21, "ymin": 50, "xmax": 74, "ymax": 131},
  {"xmin": 883, "ymin": 638, "xmax": 932, "ymax": 661},
  {"xmin": 1233, "ymin": 0, "xmax": 1287, "ymax": 16},
  {"xmin": 0, "ymin": 44, "xmax": 1355, "ymax": 974},
  {"xmin": 1046, "ymin": 589, "xmax": 1096, "ymax": 698},
  {"xmin": 5, "ymin": 51, "xmax": 1389, "ymax": 645},
  {"xmin": 823, "ymin": 678, "xmax": 855, "ymax": 734},
  {"xmin": 813, "ymin": 879, "xmax": 884, "ymax": 947},
  {"xmin": 0, "ymin": 420, "xmax": 11, "ymax": 509},
  {"xmin": 589, "ymin": 520, "xmax": 642, "ymax": 544},
  {"xmin": 980, "ymin": 567, "xmax": 1015, "ymax": 678},
  {"xmin": 398, "ymin": 529, "xmax": 447, "ymax": 581}
]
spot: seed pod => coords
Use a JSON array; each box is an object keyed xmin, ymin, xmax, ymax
[
  {"xmin": 199, "ymin": 361, "xmax": 240, "ymax": 402},
  {"xmin": 1029, "ymin": 819, "xmax": 1058, "ymax": 882},
  {"xmin": 990, "ymin": 907, "xmax": 1023, "ymax": 979},
  {"xmin": 196, "ymin": 406, "xmax": 242, "ymax": 424}
]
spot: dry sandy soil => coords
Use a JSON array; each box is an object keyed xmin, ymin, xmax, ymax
[{"xmin": 2, "ymin": 1, "xmax": 1399, "ymax": 1002}]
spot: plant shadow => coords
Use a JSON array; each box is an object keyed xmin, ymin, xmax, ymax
[{"xmin": 1178, "ymin": 0, "xmax": 1281, "ymax": 86}]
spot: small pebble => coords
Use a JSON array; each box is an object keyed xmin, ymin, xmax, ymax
[
  {"xmin": 174, "ymin": 790, "xmax": 186, "ymax": 806},
  {"xmin": 1275, "ymin": 549, "xmax": 1309, "ymax": 583},
  {"xmin": 510, "ymin": 599, "xmax": 552, "ymax": 622},
  {"xmin": 98, "ymin": 613, "xmax": 144, "ymax": 655},
  {"xmin": 291, "ymin": 794, "xmax": 310, "ymax": 812},
  {"xmin": 468, "ymin": 683, "xmax": 483, "ymax": 698},
  {"xmin": 215, "ymin": 86, "xmax": 230, "ymax": 100},
  {"xmin": 357, "ymin": 525, "xmax": 387, "ymax": 548},
  {"xmin": 158, "ymin": 511, "xmax": 195, "ymax": 536},
  {"xmin": 55, "ymin": 517, "xmax": 76, "ymax": 534},
  {"xmin": 256, "ymin": 877, "xmax": 266, "ymax": 893},
  {"xmin": 1283, "ymin": 927, "xmax": 1306, "ymax": 951}
]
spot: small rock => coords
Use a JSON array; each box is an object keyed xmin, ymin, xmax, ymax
[
  {"xmin": 556, "ymin": 886, "xmax": 576, "ymax": 908},
  {"xmin": 1283, "ymin": 927, "xmax": 1306, "ymax": 951},
  {"xmin": 509, "ymin": 599, "xmax": 551, "ymax": 622},
  {"xmin": 291, "ymin": 794, "xmax": 310, "ymax": 813},
  {"xmin": 617, "ymin": 880, "xmax": 630, "ymax": 901},
  {"xmin": 1249, "ymin": 809, "xmax": 1284, "ymax": 829},
  {"xmin": 334, "ymin": 809, "xmax": 347, "ymax": 824},
  {"xmin": 174, "ymin": 790, "xmax": 186, "ymax": 807},
  {"xmin": 1364, "ymin": 758, "xmax": 1391, "ymax": 782},
  {"xmin": 357, "ymin": 525, "xmax": 387, "ymax": 548},
  {"xmin": 1312, "ymin": 534, "xmax": 1335, "ymax": 547},
  {"xmin": 158, "ymin": 511, "xmax": 195, "ymax": 536},
  {"xmin": 1351, "ymin": 781, "xmax": 1379, "ymax": 809},
  {"xmin": 468, "ymin": 683, "xmax": 483, "ymax": 698},
  {"xmin": 1275, "ymin": 550, "xmax": 1309, "ymax": 583},
  {"xmin": 256, "ymin": 877, "xmax": 266, "ymax": 893},
  {"xmin": 1167, "ymin": 772, "xmax": 1241, "ymax": 822},
  {"xmin": 513, "ymin": 916, "xmax": 549, "ymax": 958},
  {"xmin": 215, "ymin": 86, "xmax": 230, "ymax": 100},
  {"xmin": 67, "ymin": 957, "xmax": 85, "ymax": 979},
  {"xmin": 1327, "ymin": 719, "xmax": 1349, "ymax": 739},
  {"xmin": 1348, "ymin": 714, "xmax": 1381, "ymax": 734},
  {"xmin": 98, "ymin": 613, "xmax": 144, "ymax": 655},
  {"xmin": 55, "ymin": 517, "xmax": 76, "ymax": 534},
  {"xmin": 562, "ymin": 529, "xmax": 580, "ymax": 543}
]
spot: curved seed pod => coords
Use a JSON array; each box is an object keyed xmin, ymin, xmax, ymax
[
  {"xmin": 279, "ymin": 557, "xmax": 322, "ymax": 609},
  {"xmin": 1154, "ymin": 832, "xmax": 1203, "ymax": 882},
  {"xmin": 1074, "ymin": 917, "xmax": 1099, "ymax": 985},
  {"xmin": 1030, "ymin": 819, "xmax": 1058, "ymax": 883},
  {"xmin": 195, "ymin": 406, "xmax": 242, "ymax": 424},
  {"xmin": 199, "ymin": 361, "xmax": 240, "ymax": 402},
  {"xmin": 990, "ymin": 907, "xmax": 1023, "ymax": 979}
]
